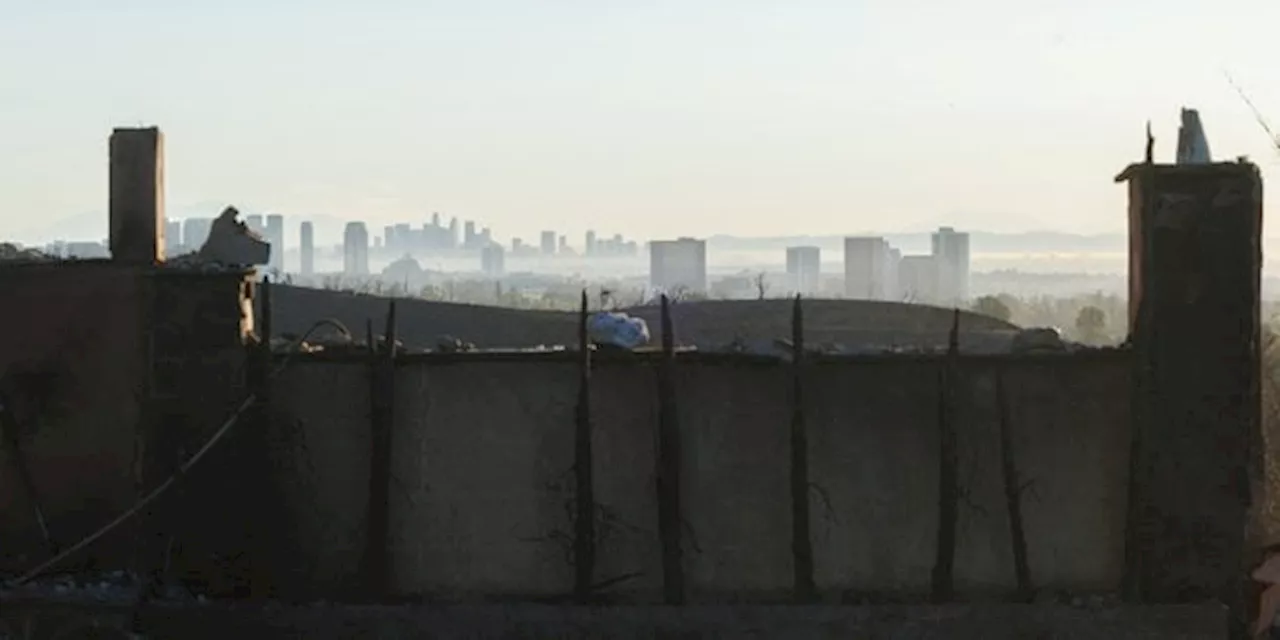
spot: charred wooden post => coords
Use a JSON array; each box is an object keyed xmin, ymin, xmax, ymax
[
  {"xmin": 362, "ymin": 301, "xmax": 398, "ymax": 598},
  {"xmin": 259, "ymin": 275, "xmax": 273, "ymax": 350},
  {"xmin": 789, "ymin": 295, "xmax": 816, "ymax": 601},
  {"xmin": 573, "ymin": 290, "xmax": 596, "ymax": 603},
  {"xmin": 996, "ymin": 369, "xmax": 1032, "ymax": 601},
  {"xmin": 251, "ymin": 275, "xmax": 273, "ymax": 446},
  {"xmin": 249, "ymin": 276, "xmax": 274, "ymax": 599},
  {"xmin": 931, "ymin": 308, "xmax": 960, "ymax": 603},
  {"xmin": 655, "ymin": 294, "xmax": 685, "ymax": 604}
]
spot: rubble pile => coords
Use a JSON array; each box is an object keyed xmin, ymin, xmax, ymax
[{"xmin": 0, "ymin": 570, "xmax": 207, "ymax": 606}]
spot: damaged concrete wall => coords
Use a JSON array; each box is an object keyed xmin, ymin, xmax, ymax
[
  {"xmin": 264, "ymin": 361, "xmax": 371, "ymax": 597},
  {"xmin": 262, "ymin": 352, "xmax": 1132, "ymax": 602},
  {"xmin": 390, "ymin": 361, "xmax": 578, "ymax": 598},
  {"xmin": 0, "ymin": 263, "xmax": 258, "ymax": 585},
  {"xmin": 0, "ymin": 263, "xmax": 145, "ymax": 572}
]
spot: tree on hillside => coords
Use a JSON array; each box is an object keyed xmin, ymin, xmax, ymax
[
  {"xmin": 972, "ymin": 295, "xmax": 1012, "ymax": 322},
  {"xmin": 1075, "ymin": 306, "xmax": 1107, "ymax": 344}
]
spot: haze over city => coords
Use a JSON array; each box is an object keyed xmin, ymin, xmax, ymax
[{"xmin": 6, "ymin": 0, "xmax": 1280, "ymax": 249}]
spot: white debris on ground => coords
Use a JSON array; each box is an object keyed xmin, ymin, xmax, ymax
[{"xmin": 588, "ymin": 311, "xmax": 651, "ymax": 350}]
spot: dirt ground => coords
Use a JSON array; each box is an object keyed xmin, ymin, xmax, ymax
[{"xmin": 0, "ymin": 599, "xmax": 1226, "ymax": 639}]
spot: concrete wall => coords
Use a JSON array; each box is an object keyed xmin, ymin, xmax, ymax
[
  {"xmin": 391, "ymin": 362, "xmax": 578, "ymax": 598},
  {"xmin": 264, "ymin": 351, "xmax": 1132, "ymax": 602},
  {"xmin": 0, "ymin": 263, "xmax": 145, "ymax": 571},
  {"xmin": 264, "ymin": 361, "xmax": 371, "ymax": 597},
  {"xmin": 0, "ymin": 263, "xmax": 256, "ymax": 584}
]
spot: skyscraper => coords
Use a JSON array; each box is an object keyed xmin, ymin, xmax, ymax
[
  {"xmin": 649, "ymin": 238, "xmax": 707, "ymax": 294},
  {"xmin": 931, "ymin": 227, "xmax": 971, "ymax": 304},
  {"xmin": 246, "ymin": 214, "xmax": 264, "ymax": 235},
  {"xmin": 164, "ymin": 219, "xmax": 182, "ymax": 254},
  {"xmin": 265, "ymin": 214, "xmax": 284, "ymax": 273},
  {"xmin": 898, "ymin": 255, "xmax": 938, "ymax": 304},
  {"xmin": 786, "ymin": 246, "xmax": 821, "ymax": 295},
  {"xmin": 464, "ymin": 221, "xmax": 477, "ymax": 248},
  {"xmin": 300, "ymin": 221, "xmax": 315, "ymax": 276},
  {"xmin": 182, "ymin": 217, "xmax": 212, "ymax": 251},
  {"xmin": 540, "ymin": 231, "xmax": 557, "ymax": 255},
  {"xmin": 481, "ymin": 244, "xmax": 506, "ymax": 277},
  {"xmin": 886, "ymin": 247, "xmax": 901, "ymax": 302},
  {"xmin": 394, "ymin": 223, "xmax": 411, "ymax": 252},
  {"xmin": 844, "ymin": 237, "xmax": 891, "ymax": 300},
  {"xmin": 343, "ymin": 222, "xmax": 369, "ymax": 276},
  {"xmin": 585, "ymin": 230, "xmax": 597, "ymax": 256}
]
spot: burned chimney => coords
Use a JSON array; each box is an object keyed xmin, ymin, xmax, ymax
[{"xmin": 109, "ymin": 127, "xmax": 166, "ymax": 264}]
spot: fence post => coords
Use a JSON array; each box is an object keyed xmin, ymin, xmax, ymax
[
  {"xmin": 250, "ymin": 276, "xmax": 275, "ymax": 599},
  {"xmin": 655, "ymin": 294, "xmax": 685, "ymax": 604},
  {"xmin": 573, "ymin": 290, "xmax": 596, "ymax": 602},
  {"xmin": 362, "ymin": 301, "xmax": 397, "ymax": 599},
  {"xmin": 789, "ymin": 295, "xmax": 815, "ymax": 601},
  {"xmin": 931, "ymin": 308, "xmax": 960, "ymax": 603},
  {"xmin": 996, "ymin": 368, "xmax": 1032, "ymax": 600}
]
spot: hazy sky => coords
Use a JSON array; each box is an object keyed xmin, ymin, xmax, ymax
[{"xmin": 4, "ymin": 0, "xmax": 1280, "ymax": 244}]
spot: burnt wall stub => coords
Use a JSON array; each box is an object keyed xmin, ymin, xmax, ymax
[
  {"xmin": 135, "ymin": 268, "xmax": 257, "ymax": 595},
  {"xmin": 0, "ymin": 263, "xmax": 145, "ymax": 571},
  {"xmin": 1119, "ymin": 162, "xmax": 1263, "ymax": 610}
]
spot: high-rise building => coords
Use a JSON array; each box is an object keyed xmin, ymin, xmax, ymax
[
  {"xmin": 393, "ymin": 223, "xmax": 411, "ymax": 252},
  {"xmin": 182, "ymin": 217, "xmax": 212, "ymax": 251},
  {"xmin": 931, "ymin": 227, "xmax": 971, "ymax": 304},
  {"xmin": 786, "ymin": 246, "xmax": 821, "ymax": 295},
  {"xmin": 448, "ymin": 218, "xmax": 459, "ymax": 247},
  {"xmin": 300, "ymin": 221, "xmax": 315, "ymax": 276},
  {"xmin": 265, "ymin": 214, "xmax": 284, "ymax": 273},
  {"xmin": 540, "ymin": 231, "xmax": 557, "ymax": 255},
  {"xmin": 464, "ymin": 221, "xmax": 477, "ymax": 248},
  {"xmin": 844, "ymin": 237, "xmax": 892, "ymax": 300},
  {"xmin": 481, "ymin": 244, "xmax": 506, "ymax": 277},
  {"xmin": 343, "ymin": 222, "xmax": 370, "ymax": 276},
  {"xmin": 649, "ymin": 237, "xmax": 707, "ymax": 294},
  {"xmin": 585, "ymin": 230, "xmax": 597, "ymax": 256},
  {"xmin": 886, "ymin": 247, "xmax": 901, "ymax": 302},
  {"xmin": 164, "ymin": 219, "xmax": 182, "ymax": 254},
  {"xmin": 898, "ymin": 255, "xmax": 938, "ymax": 304},
  {"xmin": 246, "ymin": 214, "xmax": 264, "ymax": 235}
]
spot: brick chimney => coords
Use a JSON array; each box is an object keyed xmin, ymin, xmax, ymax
[{"xmin": 109, "ymin": 127, "xmax": 166, "ymax": 264}]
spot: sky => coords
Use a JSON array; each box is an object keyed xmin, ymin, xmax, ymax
[{"xmin": 4, "ymin": 0, "xmax": 1280, "ymax": 245}]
